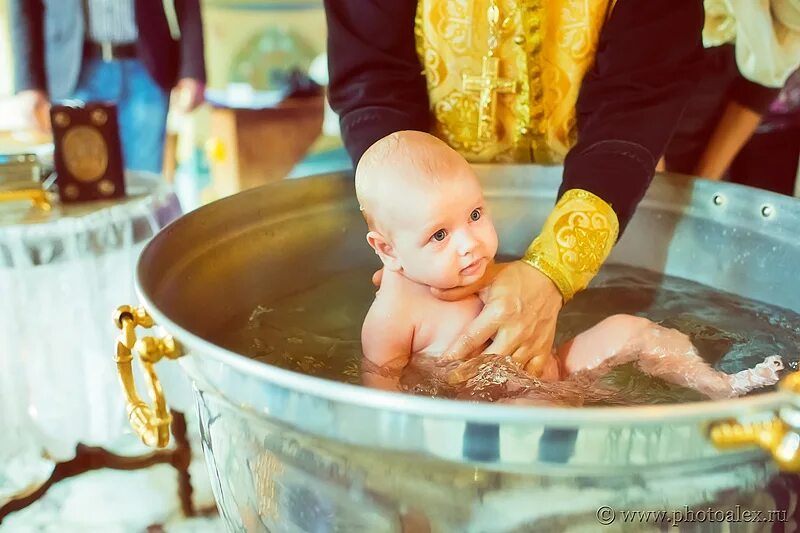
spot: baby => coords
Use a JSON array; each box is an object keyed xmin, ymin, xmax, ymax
[{"xmin": 356, "ymin": 131, "xmax": 784, "ymax": 400}]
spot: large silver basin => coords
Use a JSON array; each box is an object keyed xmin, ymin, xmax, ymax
[{"xmin": 137, "ymin": 166, "xmax": 800, "ymax": 531}]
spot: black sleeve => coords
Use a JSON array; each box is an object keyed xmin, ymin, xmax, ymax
[
  {"xmin": 9, "ymin": 0, "xmax": 46, "ymax": 93},
  {"xmin": 175, "ymin": 0, "xmax": 207, "ymax": 83},
  {"xmin": 324, "ymin": 0, "xmax": 431, "ymax": 165},
  {"xmin": 730, "ymin": 75, "xmax": 780, "ymax": 114},
  {"xmin": 561, "ymin": 0, "xmax": 705, "ymax": 232}
]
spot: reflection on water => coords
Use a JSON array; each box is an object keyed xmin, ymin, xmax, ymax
[{"xmin": 215, "ymin": 264, "xmax": 800, "ymax": 406}]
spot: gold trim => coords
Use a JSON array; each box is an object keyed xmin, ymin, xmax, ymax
[
  {"xmin": 521, "ymin": 247, "xmax": 576, "ymax": 301},
  {"xmin": 523, "ymin": 0, "xmax": 547, "ymax": 162},
  {"xmin": 522, "ymin": 189, "xmax": 619, "ymax": 301},
  {"xmin": 708, "ymin": 369, "xmax": 800, "ymax": 472}
]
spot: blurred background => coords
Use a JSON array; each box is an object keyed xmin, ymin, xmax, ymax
[
  {"xmin": 0, "ymin": 2, "xmax": 347, "ymax": 531},
  {"xmin": 0, "ymin": 0, "xmax": 350, "ymax": 214}
]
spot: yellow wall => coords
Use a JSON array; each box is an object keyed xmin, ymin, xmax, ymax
[{"xmin": 202, "ymin": 1, "xmax": 327, "ymax": 89}]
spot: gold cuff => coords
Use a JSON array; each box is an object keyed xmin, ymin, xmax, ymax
[{"xmin": 522, "ymin": 189, "xmax": 619, "ymax": 302}]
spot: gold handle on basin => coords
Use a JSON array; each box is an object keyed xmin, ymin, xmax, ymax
[
  {"xmin": 708, "ymin": 370, "xmax": 800, "ymax": 472},
  {"xmin": 113, "ymin": 305, "xmax": 183, "ymax": 448}
]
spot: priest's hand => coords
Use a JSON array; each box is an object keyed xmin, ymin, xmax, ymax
[{"xmin": 434, "ymin": 260, "xmax": 563, "ymax": 376}]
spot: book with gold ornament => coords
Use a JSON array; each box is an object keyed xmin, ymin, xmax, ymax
[{"xmin": 50, "ymin": 102, "xmax": 126, "ymax": 203}]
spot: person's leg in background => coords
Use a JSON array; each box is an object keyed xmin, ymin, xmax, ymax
[
  {"xmin": 67, "ymin": 57, "xmax": 168, "ymax": 174},
  {"xmin": 118, "ymin": 59, "xmax": 169, "ymax": 174},
  {"xmin": 68, "ymin": 58, "xmax": 122, "ymax": 112}
]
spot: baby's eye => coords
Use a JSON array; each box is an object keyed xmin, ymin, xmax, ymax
[
  {"xmin": 432, "ymin": 229, "xmax": 447, "ymax": 242},
  {"xmin": 470, "ymin": 208, "xmax": 482, "ymax": 221}
]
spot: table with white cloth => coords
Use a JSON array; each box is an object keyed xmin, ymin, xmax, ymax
[{"xmin": 0, "ymin": 172, "xmax": 182, "ymax": 505}]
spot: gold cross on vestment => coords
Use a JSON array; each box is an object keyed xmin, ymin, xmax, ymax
[{"xmin": 462, "ymin": 55, "xmax": 516, "ymax": 142}]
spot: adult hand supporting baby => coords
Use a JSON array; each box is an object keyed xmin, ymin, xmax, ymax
[
  {"xmin": 370, "ymin": 260, "xmax": 562, "ymax": 375},
  {"xmin": 434, "ymin": 260, "xmax": 563, "ymax": 375}
]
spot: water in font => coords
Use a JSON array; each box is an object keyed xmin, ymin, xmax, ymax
[{"xmin": 215, "ymin": 264, "xmax": 800, "ymax": 406}]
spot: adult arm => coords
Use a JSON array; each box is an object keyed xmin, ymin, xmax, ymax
[
  {"xmin": 174, "ymin": 0, "xmax": 206, "ymax": 83},
  {"xmin": 693, "ymin": 74, "xmax": 780, "ymax": 179},
  {"xmin": 324, "ymin": 0, "xmax": 431, "ymax": 165},
  {"xmin": 562, "ymin": 0, "xmax": 705, "ymax": 232}
]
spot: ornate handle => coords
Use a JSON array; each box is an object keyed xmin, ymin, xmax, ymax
[
  {"xmin": 114, "ymin": 305, "xmax": 183, "ymax": 448},
  {"xmin": 708, "ymin": 370, "xmax": 800, "ymax": 472}
]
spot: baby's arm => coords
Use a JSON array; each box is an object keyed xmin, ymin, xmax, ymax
[{"xmin": 361, "ymin": 300, "xmax": 414, "ymax": 392}]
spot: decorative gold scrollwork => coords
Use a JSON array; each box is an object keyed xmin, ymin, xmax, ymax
[
  {"xmin": 113, "ymin": 305, "xmax": 183, "ymax": 448},
  {"xmin": 708, "ymin": 370, "xmax": 800, "ymax": 472}
]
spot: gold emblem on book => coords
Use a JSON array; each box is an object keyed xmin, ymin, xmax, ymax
[{"xmin": 62, "ymin": 125, "xmax": 109, "ymax": 183}]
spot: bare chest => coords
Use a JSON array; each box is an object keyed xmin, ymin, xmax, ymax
[{"xmin": 412, "ymin": 294, "xmax": 483, "ymax": 357}]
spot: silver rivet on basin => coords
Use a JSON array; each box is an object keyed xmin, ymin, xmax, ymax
[
  {"xmin": 712, "ymin": 194, "xmax": 725, "ymax": 206},
  {"xmin": 761, "ymin": 205, "xmax": 774, "ymax": 218}
]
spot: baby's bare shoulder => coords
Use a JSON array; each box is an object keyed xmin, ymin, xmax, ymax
[
  {"xmin": 362, "ymin": 282, "xmax": 417, "ymax": 368},
  {"xmin": 363, "ymin": 284, "xmax": 412, "ymax": 329}
]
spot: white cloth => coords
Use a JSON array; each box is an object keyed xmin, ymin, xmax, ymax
[
  {"xmin": 0, "ymin": 174, "xmax": 179, "ymax": 463},
  {"xmin": 704, "ymin": 0, "xmax": 800, "ymax": 88}
]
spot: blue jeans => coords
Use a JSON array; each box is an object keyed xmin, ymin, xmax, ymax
[{"xmin": 67, "ymin": 58, "xmax": 169, "ymax": 174}]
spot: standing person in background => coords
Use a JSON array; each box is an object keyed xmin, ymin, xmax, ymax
[
  {"xmin": 663, "ymin": 0, "xmax": 800, "ymax": 187},
  {"xmin": 10, "ymin": 0, "xmax": 206, "ymax": 174},
  {"xmin": 727, "ymin": 69, "xmax": 800, "ymax": 197}
]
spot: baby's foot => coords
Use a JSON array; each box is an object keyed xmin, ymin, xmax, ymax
[
  {"xmin": 728, "ymin": 355, "xmax": 784, "ymax": 396},
  {"xmin": 753, "ymin": 355, "xmax": 785, "ymax": 384}
]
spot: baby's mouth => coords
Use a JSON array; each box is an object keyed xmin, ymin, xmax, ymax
[{"xmin": 460, "ymin": 257, "xmax": 485, "ymax": 276}]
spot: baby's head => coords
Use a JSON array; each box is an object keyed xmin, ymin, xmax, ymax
[{"xmin": 355, "ymin": 131, "xmax": 498, "ymax": 289}]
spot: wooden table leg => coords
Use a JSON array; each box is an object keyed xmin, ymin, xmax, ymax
[{"xmin": 0, "ymin": 410, "xmax": 208, "ymax": 523}]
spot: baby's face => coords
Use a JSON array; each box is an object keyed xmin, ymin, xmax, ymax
[{"xmin": 386, "ymin": 167, "xmax": 498, "ymax": 289}]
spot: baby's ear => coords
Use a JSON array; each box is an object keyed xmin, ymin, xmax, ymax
[{"xmin": 366, "ymin": 231, "xmax": 401, "ymax": 271}]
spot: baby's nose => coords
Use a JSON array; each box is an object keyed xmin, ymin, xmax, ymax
[{"xmin": 455, "ymin": 231, "xmax": 479, "ymax": 255}]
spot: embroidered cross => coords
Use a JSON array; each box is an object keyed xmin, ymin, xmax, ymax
[
  {"xmin": 461, "ymin": 2, "xmax": 516, "ymax": 142},
  {"xmin": 462, "ymin": 57, "xmax": 516, "ymax": 141}
]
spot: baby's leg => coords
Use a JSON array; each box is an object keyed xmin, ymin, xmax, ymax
[
  {"xmin": 557, "ymin": 314, "xmax": 653, "ymax": 375},
  {"xmin": 559, "ymin": 315, "xmax": 784, "ymax": 399},
  {"xmin": 623, "ymin": 322, "xmax": 786, "ymax": 398}
]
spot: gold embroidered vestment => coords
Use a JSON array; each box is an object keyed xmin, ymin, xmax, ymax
[{"xmin": 415, "ymin": 0, "xmax": 615, "ymax": 163}]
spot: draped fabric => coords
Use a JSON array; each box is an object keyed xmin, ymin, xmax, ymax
[
  {"xmin": 704, "ymin": 0, "xmax": 800, "ymax": 88},
  {"xmin": 0, "ymin": 174, "xmax": 181, "ymax": 468}
]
